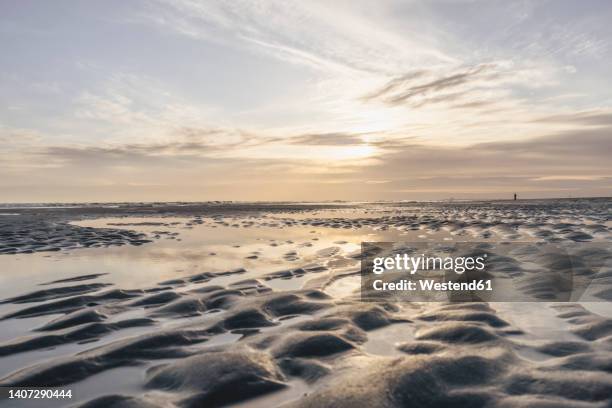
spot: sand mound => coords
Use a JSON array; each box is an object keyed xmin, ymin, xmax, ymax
[
  {"xmin": 287, "ymin": 351, "xmax": 511, "ymax": 408},
  {"xmin": 272, "ymin": 332, "xmax": 355, "ymax": 358},
  {"xmin": 415, "ymin": 322, "xmax": 503, "ymax": 344},
  {"xmin": 0, "ymin": 283, "xmax": 112, "ymax": 304},
  {"xmin": 145, "ymin": 349, "xmax": 286, "ymax": 407},
  {"xmin": 0, "ymin": 329, "xmax": 209, "ymax": 386},
  {"xmin": 78, "ymin": 394, "xmax": 162, "ymax": 408}
]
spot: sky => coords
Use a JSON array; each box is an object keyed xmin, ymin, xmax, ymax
[{"xmin": 1, "ymin": 0, "xmax": 611, "ymax": 202}]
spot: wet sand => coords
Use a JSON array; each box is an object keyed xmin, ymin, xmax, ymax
[{"xmin": 0, "ymin": 199, "xmax": 611, "ymax": 407}]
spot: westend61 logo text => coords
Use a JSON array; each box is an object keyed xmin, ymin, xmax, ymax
[
  {"xmin": 360, "ymin": 241, "xmax": 610, "ymax": 302},
  {"xmin": 372, "ymin": 253, "xmax": 487, "ymax": 275}
]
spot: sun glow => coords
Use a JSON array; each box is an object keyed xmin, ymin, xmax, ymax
[
  {"xmin": 345, "ymin": 106, "xmax": 406, "ymax": 134},
  {"xmin": 226, "ymin": 143, "xmax": 378, "ymax": 162}
]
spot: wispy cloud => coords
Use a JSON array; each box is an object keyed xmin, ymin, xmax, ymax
[
  {"xmin": 288, "ymin": 133, "xmax": 365, "ymax": 146},
  {"xmin": 359, "ymin": 59, "xmax": 562, "ymax": 117},
  {"xmin": 533, "ymin": 111, "xmax": 612, "ymax": 126},
  {"xmin": 362, "ymin": 64, "xmax": 494, "ymax": 106},
  {"xmin": 1, "ymin": 0, "xmax": 611, "ymax": 201},
  {"xmin": 147, "ymin": 0, "xmax": 457, "ymax": 75}
]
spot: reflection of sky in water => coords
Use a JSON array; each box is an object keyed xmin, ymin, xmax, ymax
[
  {"xmin": 0, "ymin": 212, "xmax": 464, "ymax": 298},
  {"xmin": 0, "ymin": 217, "xmax": 366, "ymax": 298}
]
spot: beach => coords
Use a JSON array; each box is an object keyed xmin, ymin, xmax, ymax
[{"xmin": 0, "ymin": 199, "xmax": 611, "ymax": 407}]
